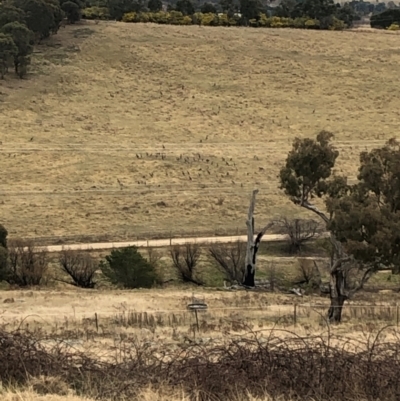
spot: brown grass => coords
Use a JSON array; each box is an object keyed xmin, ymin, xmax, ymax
[{"xmin": 1, "ymin": 22, "xmax": 400, "ymax": 241}]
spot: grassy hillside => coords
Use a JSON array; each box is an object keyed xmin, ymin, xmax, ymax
[{"xmin": 1, "ymin": 22, "xmax": 400, "ymax": 241}]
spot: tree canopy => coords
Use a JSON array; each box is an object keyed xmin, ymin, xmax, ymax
[{"xmin": 280, "ymin": 132, "xmax": 400, "ymax": 322}]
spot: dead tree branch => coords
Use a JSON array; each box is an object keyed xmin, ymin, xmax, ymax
[
  {"xmin": 170, "ymin": 243, "xmax": 202, "ymax": 285},
  {"xmin": 59, "ymin": 249, "xmax": 97, "ymax": 288},
  {"xmin": 209, "ymin": 240, "xmax": 246, "ymax": 284}
]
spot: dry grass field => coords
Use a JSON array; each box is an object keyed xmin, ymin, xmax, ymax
[
  {"xmin": 2, "ymin": 287, "xmax": 400, "ymax": 401},
  {"xmin": 1, "ymin": 22, "xmax": 400, "ymax": 242}
]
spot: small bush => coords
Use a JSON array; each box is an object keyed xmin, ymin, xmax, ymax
[
  {"xmin": 100, "ymin": 246, "xmax": 157, "ymax": 289},
  {"xmin": 305, "ymin": 19, "xmax": 320, "ymax": 29},
  {"xmin": 81, "ymin": 6, "xmax": 110, "ymax": 20},
  {"xmin": 122, "ymin": 11, "xmax": 136, "ymax": 22},
  {"xmin": 388, "ymin": 23, "xmax": 400, "ymax": 30}
]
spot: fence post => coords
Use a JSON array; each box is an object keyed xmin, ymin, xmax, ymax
[{"xmin": 293, "ymin": 303, "xmax": 297, "ymax": 326}]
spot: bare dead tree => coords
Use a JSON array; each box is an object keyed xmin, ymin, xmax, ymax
[
  {"xmin": 58, "ymin": 249, "xmax": 98, "ymax": 288},
  {"xmin": 278, "ymin": 217, "xmax": 321, "ymax": 253},
  {"xmin": 209, "ymin": 240, "xmax": 246, "ymax": 284},
  {"xmin": 7, "ymin": 239, "xmax": 48, "ymax": 286},
  {"xmin": 170, "ymin": 243, "xmax": 202, "ymax": 285},
  {"xmin": 243, "ymin": 190, "xmax": 274, "ymax": 287}
]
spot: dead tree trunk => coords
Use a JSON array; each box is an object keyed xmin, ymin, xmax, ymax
[
  {"xmin": 328, "ymin": 269, "xmax": 347, "ymax": 323},
  {"xmin": 243, "ymin": 190, "xmax": 274, "ymax": 287}
]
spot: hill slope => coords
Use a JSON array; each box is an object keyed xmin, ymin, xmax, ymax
[{"xmin": 1, "ymin": 22, "xmax": 399, "ymax": 241}]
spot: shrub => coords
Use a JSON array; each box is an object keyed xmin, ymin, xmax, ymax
[
  {"xmin": 122, "ymin": 11, "xmax": 136, "ymax": 22},
  {"xmin": 59, "ymin": 249, "xmax": 98, "ymax": 288},
  {"xmin": 388, "ymin": 22, "xmax": 400, "ymax": 30},
  {"xmin": 6, "ymin": 239, "xmax": 48, "ymax": 286},
  {"xmin": 100, "ymin": 246, "xmax": 157, "ymax": 289},
  {"xmin": 329, "ymin": 16, "xmax": 345, "ymax": 30},
  {"xmin": 305, "ymin": 18, "xmax": 320, "ymax": 28},
  {"xmin": 81, "ymin": 6, "xmax": 110, "ymax": 20},
  {"xmin": 170, "ymin": 243, "xmax": 202, "ymax": 285},
  {"xmin": 209, "ymin": 240, "xmax": 245, "ymax": 284}
]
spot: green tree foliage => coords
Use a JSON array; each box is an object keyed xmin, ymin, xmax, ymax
[
  {"xmin": 147, "ymin": 0, "xmax": 162, "ymax": 12},
  {"xmin": 240, "ymin": 0, "xmax": 263, "ymax": 21},
  {"xmin": 0, "ymin": 33, "xmax": 17, "ymax": 78},
  {"xmin": 274, "ymin": 0, "xmax": 355, "ymax": 28},
  {"xmin": 14, "ymin": 0, "xmax": 55, "ymax": 40},
  {"xmin": 62, "ymin": 1, "xmax": 81, "ymax": 22},
  {"xmin": 279, "ymin": 131, "xmax": 379, "ymax": 323},
  {"xmin": 107, "ymin": 0, "xmax": 138, "ymax": 20},
  {"xmin": 0, "ymin": 4, "xmax": 26, "ymax": 28},
  {"xmin": 1, "ymin": 21, "xmax": 33, "ymax": 77},
  {"xmin": 201, "ymin": 2, "xmax": 217, "ymax": 13},
  {"xmin": 370, "ymin": 9, "xmax": 400, "ymax": 29},
  {"xmin": 44, "ymin": 0, "xmax": 65, "ymax": 33},
  {"xmin": 328, "ymin": 139, "xmax": 400, "ymax": 274},
  {"xmin": 219, "ymin": 0, "xmax": 238, "ymax": 15},
  {"xmin": 175, "ymin": 0, "xmax": 194, "ymax": 15},
  {"xmin": 100, "ymin": 246, "xmax": 157, "ymax": 288}
]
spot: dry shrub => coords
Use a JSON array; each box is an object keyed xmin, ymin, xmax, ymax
[
  {"xmin": 209, "ymin": 240, "xmax": 245, "ymax": 284},
  {"xmin": 170, "ymin": 243, "xmax": 202, "ymax": 285},
  {"xmin": 59, "ymin": 249, "xmax": 98, "ymax": 288},
  {"xmin": 29, "ymin": 375, "xmax": 71, "ymax": 395},
  {"xmin": 1, "ymin": 325, "xmax": 400, "ymax": 400},
  {"xmin": 6, "ymin": 239, "xmax": 48, "ymax": 286}
]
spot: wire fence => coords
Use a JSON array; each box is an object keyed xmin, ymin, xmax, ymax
[{"xmin": 3, "ymin": 304, "xmax": 400, "ymax": 330}]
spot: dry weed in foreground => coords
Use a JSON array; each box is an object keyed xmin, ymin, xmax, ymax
[
  {"xmin": 1, "ymin": 325, "xmax": 400, "ymax": 401},
  {"xmin": 1, "ymin": 23, "xmax": 400, "ymax": 241}
]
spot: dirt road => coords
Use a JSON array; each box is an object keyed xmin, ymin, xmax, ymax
[{"xmin": 42, "ymin": 233, "xmax": 329, "ymax": 253}]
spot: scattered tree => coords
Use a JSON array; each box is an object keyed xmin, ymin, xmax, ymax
[
  {"xmin": 15, "ymin": 0, "xmax": 55, "ymax": 40},
  {"xmin": 147, "ymin": 0, "xmax": 162, "ymax": 12},
  {"xmin": 6, "ymin": 238, "xmax": 48, "ymax": 286},
  {"xmin": 370, "ymin": 8, "xmax": 400, "ymax": 29},
  {"xmin": 239, "ymin": 0, "xmax": 263, "ymax": 22},
  {"xmin": 58, "ymin": 249, "xmax": 97, "ymax": 288},
  {"xmin": 175, "ymin": 0, "xmax": 194, "ymax": 15},
  {"xmin": 209, "ymin": 240, "xmax": 246, "ymax": 284},
  {"xmin": 1, "ymin": 21, "xmax": 33, "ymax": 77},
  {"xmin": 170, "ymin": 243, "xmax": 202, "ymax": 285},
  {"xmin": 0, "ymin": 33, "xmax": 17, "ymax": 79},
  {"xmin": 100, "ymin": 246, "xmax": 157, "ymax": 288},
  {"xmin": 280, "ymin": 131, "xmax": 400, "ymax": 323},
  {"xmin": 243, "ymin": 190, "xmax": 274, "ymax": 287},
  {"xmin": 0, "ymin": 4, "xmax": 26, "ymax": 28},
  {"xmin": 61, "ymin": 1, "xmax": 81, "ymax": 23},
  {"xmin": 201, "ymin": 2, "xmax": 217, "ymax": 13},
  {"xmin": 278, "ymin": 217, "xmax": 321, "ymax": 254}
]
